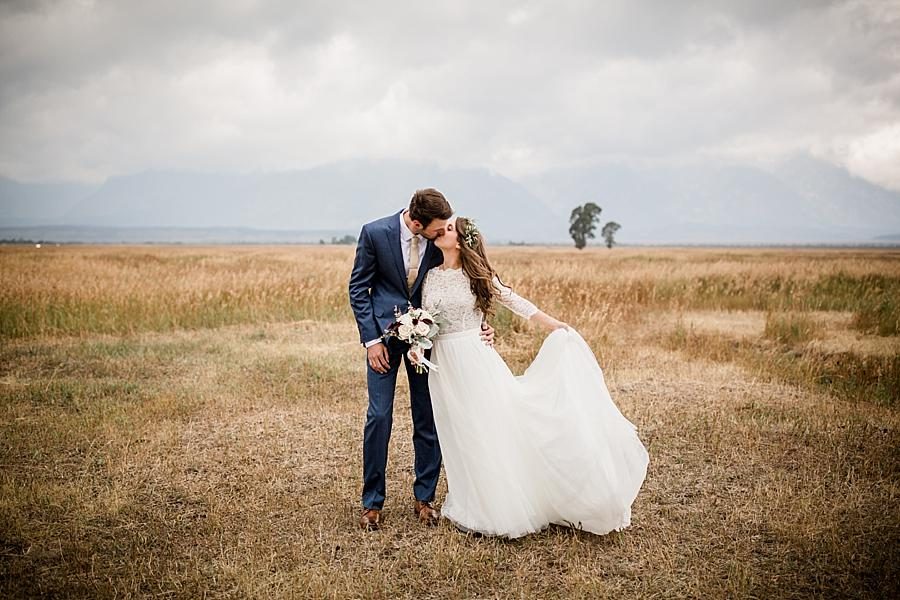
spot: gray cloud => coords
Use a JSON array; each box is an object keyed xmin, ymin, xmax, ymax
[{"xmin": 1, "ymin": 0, "xmax": 898, "ymax": 188}]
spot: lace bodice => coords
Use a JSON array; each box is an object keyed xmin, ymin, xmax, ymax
[{"xmin": 422, "ymin": 267, "xmax": 539, "ymax": 334}]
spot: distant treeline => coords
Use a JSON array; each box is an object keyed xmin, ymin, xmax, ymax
[
  {"xmin": 1, "ymin": 239, "xmax": 60, "ymax": 245},
  {"xmin": 321, "ymin": 235, "xmax": 358, "ymax": 245}
]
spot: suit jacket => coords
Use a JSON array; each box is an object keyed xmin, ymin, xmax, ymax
[{"xmin": 349, "ymin": 210, "xmax": 444, "ymax": 345}]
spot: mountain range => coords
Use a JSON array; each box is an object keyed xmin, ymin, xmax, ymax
[{"xmin": 2, "ymin": 156, "xmax": 899, "ymax": 244}]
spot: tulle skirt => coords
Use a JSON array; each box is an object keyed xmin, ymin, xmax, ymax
[{"xmin": 428, "ymin": 327, "xmax": 649, "ymax": 538}]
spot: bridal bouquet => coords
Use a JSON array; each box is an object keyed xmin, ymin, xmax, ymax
[{"xmin": 383, "ymin": 305, "xmax": 441, "ymax": 373}]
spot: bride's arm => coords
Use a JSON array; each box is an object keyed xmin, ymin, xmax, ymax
[
  {"xmin": 493, "ymin": 276, "xmax": 568, "ymax": 332},
  {"xmin": 529, "ymin": 310, "xmax": 568, "ymax": 332}
]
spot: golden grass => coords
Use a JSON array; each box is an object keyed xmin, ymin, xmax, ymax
[{"xmin": 1, "ymin": 244, "xmax": 899, "ymax": 598}]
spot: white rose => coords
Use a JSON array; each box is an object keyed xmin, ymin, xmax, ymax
[
  {"xmin": 398, "ymin": 324, "xmax": 413, "ymax": 339},
  {"xmin": 414, "ymin": 322, "xmax": 430, "ymax": 336},
  {"xmin": 399, "ymin": 313, "xmax": 414, "ymax": 326}
]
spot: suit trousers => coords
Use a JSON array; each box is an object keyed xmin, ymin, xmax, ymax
[{"xmin": 362, "ymin": 337, "xmax": 442, "ymax": 510}]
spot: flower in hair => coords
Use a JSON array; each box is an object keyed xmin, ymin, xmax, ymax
[{"xmin": 462, "ymin": 220, "xmax": 480, "ymax": 249}]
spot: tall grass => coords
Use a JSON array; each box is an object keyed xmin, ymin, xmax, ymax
[
  {"xmin": 764, "ymin": 312, "xmax": 822, "ymax": 346},
  {"xmin": 3, "ymin": 245, "xmax": 899, "ymax": 340},
  {"xmin": 0, "ymin": 246, "xmax": 352, "ymax": 339},
  {"xmin": 4, "ymin": 244, "xmax": 896, "ymax": 407},
  {"xmin": 666, "ymin": 324, "xmax": 900, "ymax": 407},
  {"xmin": 853, "ymin": 294, "xmax": 900, "ymax": 336}
]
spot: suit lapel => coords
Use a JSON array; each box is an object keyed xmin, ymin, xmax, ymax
[{"xmin": 386, "ymin": 211, "xmax": 407, "ymax": 289}]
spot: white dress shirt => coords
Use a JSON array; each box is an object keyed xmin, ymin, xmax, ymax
[{"xmin": 365, "ymin": 210, "xmax": 426, "ymax": 348}]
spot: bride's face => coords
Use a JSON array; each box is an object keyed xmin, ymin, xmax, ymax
[{"xmin": 434, "ymin": 217, "xmax": 460, "ymax": 251}]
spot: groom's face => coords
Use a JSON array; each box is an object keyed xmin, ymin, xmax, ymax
[{"xmin": 416, "ymin": 218, "xmax": 449, "ymax": 240}]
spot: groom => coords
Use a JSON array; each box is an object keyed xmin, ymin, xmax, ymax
[{"xmin": 348, "ymin": 188, "xmax": 493, "ymax": 531}]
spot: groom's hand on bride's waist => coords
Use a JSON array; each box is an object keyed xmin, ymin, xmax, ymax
[
  {"xmin": 480, "ymin": 322, "xmax": 495, "ymax": 347},
  {"xmin": 367, "ymin": 342, "xmax": 390, "ymax": 373}
]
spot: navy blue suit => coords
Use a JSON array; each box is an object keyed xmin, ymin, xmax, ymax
[{"xmin": 349, "ymin": 210, "xmax": 444, "ymax": 510}]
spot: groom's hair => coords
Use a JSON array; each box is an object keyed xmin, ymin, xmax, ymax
[{"xmin": 409, "ymin": 188, "xmax": 452, "ymax": 226}]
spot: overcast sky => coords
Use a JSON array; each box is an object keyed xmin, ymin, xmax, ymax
[{"xmin": 1, "ymin": 0, "xmax": 898, "ymax": 189}]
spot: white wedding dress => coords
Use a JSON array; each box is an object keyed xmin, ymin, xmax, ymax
[{"xmin": 421, "ymin": 267, "xmax": 649, "ymax": 538}]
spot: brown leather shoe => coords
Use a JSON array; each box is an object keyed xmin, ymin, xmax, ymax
[
  {"xmin": 414, "ymin": 500, "xmax": 440, "ymax": 526},
  {"xmin": 359, "ymin": 508, "xmax": 382, "ymax": 531}
]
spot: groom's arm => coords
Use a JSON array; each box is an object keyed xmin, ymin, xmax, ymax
[{"xmin": 348, "ymin": 225, "xmax": 381, "ymax": 345}]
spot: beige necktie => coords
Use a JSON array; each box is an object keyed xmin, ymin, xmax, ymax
[{"xmin": 407, "ymin": 235, "xmax": 420, "ymax": 290}]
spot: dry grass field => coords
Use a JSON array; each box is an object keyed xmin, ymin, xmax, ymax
[{"xmin": 1, "ymin": 244, "xmax": 898, "ymax": 599}]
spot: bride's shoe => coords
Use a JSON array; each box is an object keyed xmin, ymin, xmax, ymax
[{"xmin": 413, "ymin": 500, "xmax": 440, "ymax": 526}]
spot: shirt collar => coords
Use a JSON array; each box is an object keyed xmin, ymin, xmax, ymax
[{"xmin": 400, "ymin": 210, "xmax": 418, "ymax": 242}]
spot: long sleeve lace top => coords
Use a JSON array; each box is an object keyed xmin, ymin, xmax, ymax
[{"xmin": 421, "ymin": 267, "xmax": 539, "ymax": 334}]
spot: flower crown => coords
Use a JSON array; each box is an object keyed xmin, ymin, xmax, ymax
[{"xmin": 462, "ymin": 219, "xmax": 480, "ymax": 249}]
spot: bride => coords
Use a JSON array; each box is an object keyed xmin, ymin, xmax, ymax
[{"xmin": 416, "ymin": 216, "xmax": 649, "ymax": 538}]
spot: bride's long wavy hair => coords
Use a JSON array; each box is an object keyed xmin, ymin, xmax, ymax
[{"xmin": 457, "ymin": 216, "xmax": 508, "ymax": 319}]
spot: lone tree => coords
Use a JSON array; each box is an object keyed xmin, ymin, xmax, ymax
[
  {"xmin": 601, "ymin": 221, "xmax": 621, "ymax": 248},
  {"xmin": 569, "ymin": 202, "xmax": 602, "ymax": 250}
]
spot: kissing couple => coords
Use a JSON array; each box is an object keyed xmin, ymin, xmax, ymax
[{"xmin": 348, "ymin": 188, "xmax": 649, "ymax": 538}]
